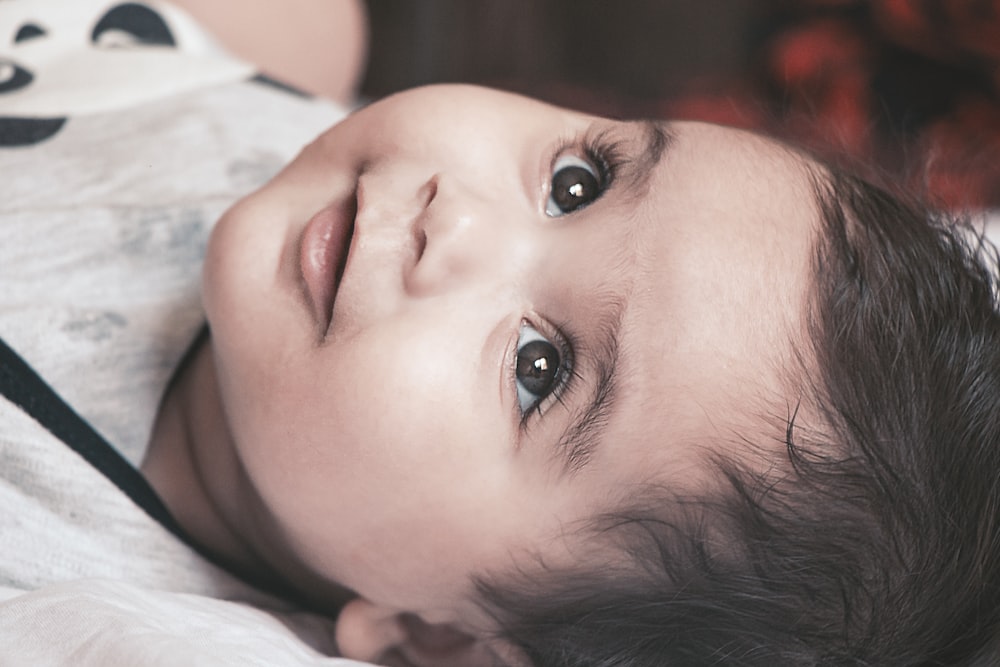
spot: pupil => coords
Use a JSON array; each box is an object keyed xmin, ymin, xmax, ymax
[
  {"xmin": 552, "ymin": 165, "xmax": 598, "ymax": 212},
  {"xmin": 517, "ymin": 339, "xmax": 560, "ymax": 395}
]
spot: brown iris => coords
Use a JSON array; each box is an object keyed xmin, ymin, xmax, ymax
[
  {"xmin": 516, "ymin": 339, "xmax": 561, "ymax": 396},
  {"xmin": 550, "ymin": 164, "xmax": 600, "ymax": 214}
]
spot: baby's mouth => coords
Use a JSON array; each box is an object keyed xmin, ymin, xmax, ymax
[{"xmin": 299, "ymin": 192, "xmax": 357, "ymax": 334}]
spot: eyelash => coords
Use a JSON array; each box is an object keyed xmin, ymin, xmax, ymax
[{"xmin": 549, "ymin": 127, "xmax": 628, "ymax": 206}]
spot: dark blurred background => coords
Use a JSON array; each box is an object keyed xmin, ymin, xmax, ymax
[
  {"xmin": 360, "ymin": 0, "xmax": 1000, "ymax": 209},
  {"xmin": 361, "ymin": 0, "xmax": 754, "ymax": 116}
]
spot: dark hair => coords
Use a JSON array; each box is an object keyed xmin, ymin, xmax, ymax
[{"xmin": 476, "ymin": 169, "xmax": 1000, "ymax": 666}]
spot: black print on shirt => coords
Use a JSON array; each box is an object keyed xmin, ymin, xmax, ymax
[{"xmin": 0, "ymin": 2, "xmax": 176, "ymax": 147}]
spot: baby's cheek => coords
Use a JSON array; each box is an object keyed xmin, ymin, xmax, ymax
[
  {"xmin": 333, "ymin": 323, "xmax": 483, "ymax": 458},
  {"xmin": 330, "ymin": 323, "xmax": 510, "ymax": 491}
]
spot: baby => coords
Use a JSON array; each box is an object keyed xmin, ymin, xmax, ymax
[
  {"xmin": 140, "ymin": 84, "xmax": 1000, "ymax": 666},
  {"xmin": 4, "ymin": 2, "xmax": 1000, "ymax": 665}
]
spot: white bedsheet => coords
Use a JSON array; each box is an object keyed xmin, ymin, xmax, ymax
[{"xmin": 0, "ymin": 578, "xmax": 370, "ymax": 666}]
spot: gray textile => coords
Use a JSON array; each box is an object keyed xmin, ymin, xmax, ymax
[
  {"xmin": 0, "ymin": 25, "xmax": 342, "ymax": 608},
  {"xmin": 0, "ymin": 2, "xmax": 364, "ymax": 661}
]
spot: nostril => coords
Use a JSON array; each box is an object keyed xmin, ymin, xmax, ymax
[
  {"xmin": 412, "ymin": 175, "xmax": 438, "ymax": 262},
  {"xmin": 413, "ymin": 227, "xmax": 428, "ymax": 262},
  {"xmin": 420, "ymin": 174, "xmax": 439, "ymax": 207}
]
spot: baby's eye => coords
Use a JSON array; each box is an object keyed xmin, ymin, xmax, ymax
[
  {"xmin": 545, "ymin": 155, "xmax": 604, "ymax": 217},
  {"xmin": 516, "ymin": 324, "xmax": 563, "ymax": 415}
]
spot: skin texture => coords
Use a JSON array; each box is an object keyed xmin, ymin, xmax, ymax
[{"xmin": 143, "ymin": 84, "xmax": 822, "ymax": 665}]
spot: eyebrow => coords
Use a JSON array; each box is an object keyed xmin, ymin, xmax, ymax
[
  {"xmin": 555, "ymin": 121, "xmax": 673, "ymax": 475},
  {"xmin": 556, "ymin": 298, "xmax": 624, "ymax": 474},
  {"xmin": 620, "ymin": 120, "xmax": 673, "ymax": 201}
]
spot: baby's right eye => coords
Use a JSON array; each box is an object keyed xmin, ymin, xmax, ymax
[
  {"xmin": 545, "ymin": 155, "xmax": 604, "ymax": 217},
  {"xmin": 515, "ymin": 323, "xmax": 565, "ymax": 416}
]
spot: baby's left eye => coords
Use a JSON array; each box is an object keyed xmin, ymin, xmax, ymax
[{"xmin": 545, "ymin": 155, "xmax": 604, "ymax": 217}]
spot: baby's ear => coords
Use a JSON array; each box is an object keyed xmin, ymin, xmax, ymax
[{"xmin": 335, "ymin": 597, "xmax": 500, "ymax": 666}]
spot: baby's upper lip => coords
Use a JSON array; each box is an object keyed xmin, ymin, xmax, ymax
[{"xmin": 299, "ymin": 190, "xmax": 357, "ymax": 334}]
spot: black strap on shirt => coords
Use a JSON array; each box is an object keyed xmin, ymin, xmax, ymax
[
  {"xmin": 0, "ymin": 333, "xmax": 304, "ymax": 603},
  {"xmin": 0, "ymin": 335, "xmax": 187, "ymax": 540}
]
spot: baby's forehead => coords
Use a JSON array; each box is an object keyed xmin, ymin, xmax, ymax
[{"xmin": 581, "ymin": 123, "xmax": 821, "ymax": 488}]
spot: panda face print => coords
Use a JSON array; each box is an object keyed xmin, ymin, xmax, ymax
[{"xmin": 0, "ymin": 0, "xmax": 252, "ymax": 146}]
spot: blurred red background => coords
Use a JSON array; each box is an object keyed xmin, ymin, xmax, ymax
[{"xmin": 361, "ymin": 0, "xmax": 1000, "ymax": 209}]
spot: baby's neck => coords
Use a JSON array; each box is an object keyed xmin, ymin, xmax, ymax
[
  {"xmin": 142, "ymin": 335, "xmax": 266, "ymax": 579},
  {"xmin": 142, "ymin": 334, "xmax": 353, "ymax": 612}
]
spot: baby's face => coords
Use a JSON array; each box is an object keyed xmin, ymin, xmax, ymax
[{"xmin": 203, "ymin": 85, "xmax": 820, "ymax": 630}]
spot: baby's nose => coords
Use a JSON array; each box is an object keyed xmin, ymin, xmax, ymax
[{"xmin": 404, "ymin": 172, "xmax": 519, "ymax": 297}]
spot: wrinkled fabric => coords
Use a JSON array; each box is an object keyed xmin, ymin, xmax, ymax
[{"xmin": 0, "ymin": 579, "xmax": 369, "ymax": 667}]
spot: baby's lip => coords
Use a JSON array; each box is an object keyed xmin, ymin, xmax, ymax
[{"xmin": 299, "ymin": 192, "xmax": 357, "ymax": 334}]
